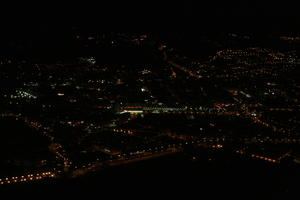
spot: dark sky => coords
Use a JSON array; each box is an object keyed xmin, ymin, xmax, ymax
[
  {"xmin": 0, "ymin": 0, "xmax": 298, "ymax": 56},
  {"xmin": 184, "ymin": 1, "xmax": 298, "ymax": 17},
  {"xmin": 1, "ymin": 1, "xmax": 299, "ymax": 32},
  {"xmin": 4, "ymin": 1, "xmax": 299, "ymax": 19}
]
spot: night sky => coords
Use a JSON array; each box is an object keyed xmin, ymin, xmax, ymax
[
  {"xmin": 2, "ymin": 1, "xmax": 299, "ymax": 25},
  {"xmin": 0, "ymin": 1, "xmax": 299, "ymax": 41}
]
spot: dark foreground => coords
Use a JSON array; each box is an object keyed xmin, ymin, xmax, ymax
[{"xmin": 1, "ymin": 152, "xmax": 299, "ymax": 199}]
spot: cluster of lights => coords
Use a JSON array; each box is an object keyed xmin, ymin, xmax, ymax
[
  {"xmin": 236, "ymin": 150, "xmax": 278, "ymax": 163},
  {"xmin": 216, "ymin": 48, "xmax": 271, "ymax": 58},
  {"xmin": 241, "ymin": 105, "xmax": 292, "ymax": 134},
  {"xmin": 120, "ymin": 105, "xmax": 244, "ymax": 116},
  {"xmin": 49, "ymin": 144, "xmax": 71, "ymax": 169},
  {"xmin": 250, "ymin": 116, "xmax": 289, "ymax": 134},
  {"xmin": 88, "ymin": 79, "xmax": 106, "ymax": 84},
  {"xmin": 280, "ymin": 36, "xmax": 300, "ymax": 41},
  {"xmin": 0, "ymin": 172, "xmax": 56, "ymax": 185},
  {"xmin": 78, "ymin": 57, "xmax": 96, "ymax": 65},
  {"xmin": 167, "ymin": 60, "xmax": 202, "ymax": 79},
  {"xmin": 140, "ymin": 69, "xmax": 152, "ymax": 75},
  {"xmin": 269, "ymin": 108, "xmax": 294, "ymax": 112},
  {"xmin": 210, "ymin": 144, "xmax": 223, "ymax": 149},
  {"xmin": 250, "ymin": 154, "xmax": 278, "ymax": 163},
  {"xmin": 243, "ymin": 137, "xmax": 300, "ymax": 144},
  {"xmin": 112, "ymin": 129, "xmax": 134, "ymax": 135},
  {"xmin": 15, "ymin": 90, "xmax": 37, "ymax": 99},
  {"xmin": 210, "ymin": 47, "xmax": 295, "ymax": 82}
]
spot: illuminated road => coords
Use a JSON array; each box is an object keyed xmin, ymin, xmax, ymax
[
  {"xmin": 71, "ymin": 148, "xmax": 183, "ymax": 178},
  {"xmin": 70, "ymin": 139, "xmax": 226, "ymax": 179},
  {"xmin": 160, "ymin": 46, "xmax": 202, "ymax": 79},
  {"xmin": 0, "ymin": 171, "xmax": 57, "ymax": 185},
  {"xmin": 0, "ymin": 113, "xmax": 70, "ymax": 185}
]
